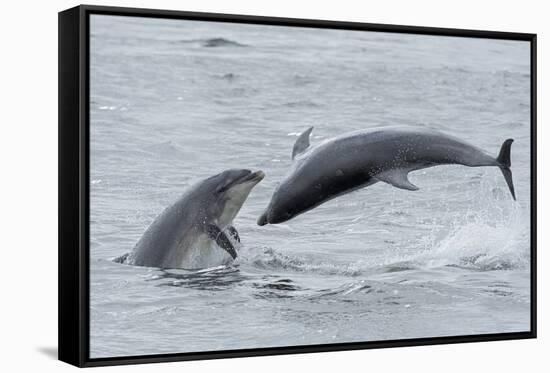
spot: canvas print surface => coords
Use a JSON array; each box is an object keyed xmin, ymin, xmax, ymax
[{"xmin": 89, "ymin": 15, "xmax": 531, "ymax": 358}]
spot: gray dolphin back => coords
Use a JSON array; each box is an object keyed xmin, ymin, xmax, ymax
[
  {"xmin": 320, "ymin": 126, "xmax": 516, "ymax": 199},
  {"xmin": 496, "ymin": 138, "xmax": 515, "ymax": 200},
  {"xmin": 130, "ymin": 186, "xmax": 208, "ymax": 268}
]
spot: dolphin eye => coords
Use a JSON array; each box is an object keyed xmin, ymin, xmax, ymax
[{"xmin": 215, "ymin": 184, "xmax": 228, "ymax": 194}]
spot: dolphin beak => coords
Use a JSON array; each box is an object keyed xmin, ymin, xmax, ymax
[
  {"xmin": 257, "ymin": 211, "xmax": 268, "ymax": 226},
  {"xmin": 251, "ymin": 170, "xmax": 265, "ymax": 182},
  {"xmin": 240, "ymin": 170, "xmax": 265, "ymax": 184}
]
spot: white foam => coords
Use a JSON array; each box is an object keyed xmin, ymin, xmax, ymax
[{"xmin": 414, "ymin": 205, "xmax": 529, "ymax": 270}]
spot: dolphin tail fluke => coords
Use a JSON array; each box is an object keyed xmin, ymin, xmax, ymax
[{"xmin": 496, "ymin": 139, "xmax": 515, "ymax": 201}]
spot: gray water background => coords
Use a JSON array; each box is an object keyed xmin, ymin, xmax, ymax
[{"xmin": 89, "ymin": 15, "xmax": 531, "ymax": 358}]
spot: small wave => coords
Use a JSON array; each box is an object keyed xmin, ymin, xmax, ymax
[
  {"xmin": 143, "ymin": 140, "xmax": 183, "ymax": 157},
  {"xmin": 203, "ymin": 37, "xmax": 247, "ymax": 47},
  {"xmin": 213, "ymin": 73, "xmax": 239, "ymax": 81},
  {"xmin": 178, "ymin": 37, "xmax": 247, "ymax": 48},
  {"xmin": 504, "ymin": 121, "xmax": 525, "ymax": 129},
  {"xmin": 281, "ymin": 100, "xmax": 321, "ymax": 108},
  {"xmin": 313, "ymin": 280, "xmax": 374, "ymax": 298},
  {"xmin": 368, "ymin": 36, "xmax": 409, "ymax": 45},
  {"xmin": 291, "ymin": 75, "xmax": 316, "ymax": 87},
  {"xmin": 150, "ymin": 266, "xmax": 246, "ymax": 290},
  {"xmin": 252, "ymin": 279, "xmax": 302, "ymax": 299},
  {"xmin": 244, "ymin": 247, "xmax": 363, "ymax": 276}
]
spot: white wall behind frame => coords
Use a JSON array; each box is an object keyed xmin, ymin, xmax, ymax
[{"xmin": 0, "ymin": 0, "xmax": 545, "ymax": 372}]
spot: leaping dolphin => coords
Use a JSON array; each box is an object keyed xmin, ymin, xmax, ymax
[
  {"xmin": 258, "ymin": 126, "xmax": 515, "ymax": 226},
  {"xmin": 116, "ymin": 169, "xmax": 264, "ymax": 269}
]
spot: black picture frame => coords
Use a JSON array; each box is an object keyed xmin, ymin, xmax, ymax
[{"xmin": 58, "ymin": 4, "xmax": 537, "ymax": 368}]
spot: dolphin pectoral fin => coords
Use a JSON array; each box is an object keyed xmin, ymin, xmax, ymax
[
  {"xmin": 375, "ymin": 169, "xmax": 419, "ymax": 191},
  {"xmin": 206, "ymin": 224, "xmax": 238, "ymax": 259},
  {"xmin": 226, "ymin": 225, "xmax": 240, "ymax": 243},
  {"xmin": 292, "ymin": 126, "xmax": 314, "ymax": 160}
]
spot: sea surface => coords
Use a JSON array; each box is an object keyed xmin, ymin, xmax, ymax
[{"xmin": 89, "ymin": 15, "xmax": 532, "ymax": 358}]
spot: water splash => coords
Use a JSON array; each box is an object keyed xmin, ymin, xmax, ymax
[
  {"xmin": 398, "ymin": 177, "xmax": 530, "ymax": 271},
  {"xmin": 414, "ymin": 208, "xmax": 529, "ymax": 271},
  {"xmin": 242, "ymin": 177, "xmax": 529, "ymax": 275}
]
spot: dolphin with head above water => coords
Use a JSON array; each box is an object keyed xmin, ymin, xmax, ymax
[
  {"xmin": 258, "ymin": 126, "xmax": 515, "ymax": 226},
  {"xmin": 116, "ymin": 169, "xmax": 264, "ymax": 269}
]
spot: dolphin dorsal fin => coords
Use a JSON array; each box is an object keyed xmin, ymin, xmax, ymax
[
  {"xmin": 375, "ymin": 169, "xmax": 419, "ymax": 191},
  {"xmin": 292, "ymin": 126, "xmax": 314, "ymax": 160}
]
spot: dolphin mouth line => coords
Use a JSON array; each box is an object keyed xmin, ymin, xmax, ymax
[{"xmin": 238, "ymin": 170, "xmax": 265, "ymax": 184}]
